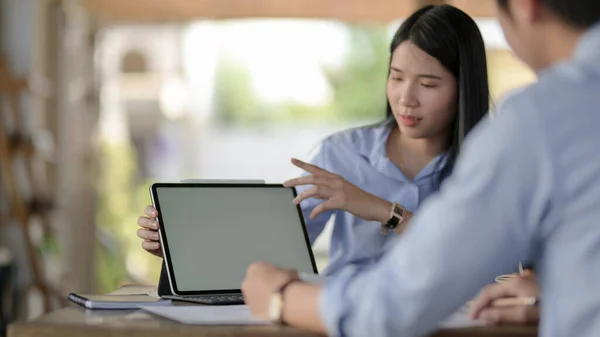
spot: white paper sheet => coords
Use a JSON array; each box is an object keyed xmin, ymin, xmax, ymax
[
  {"xmin": 140, "ymin": 305, "xmax": 271, "ymax": 325},
  {"xmin": 141, "ymin": 303, "xmax": 482, "ymax": 328}
]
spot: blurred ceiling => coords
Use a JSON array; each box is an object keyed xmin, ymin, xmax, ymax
[{"xmin": 80, "ymin": 0, "xmax": 496, "ymax": 23}]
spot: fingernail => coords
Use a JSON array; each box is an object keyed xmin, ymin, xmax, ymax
[
  {"xmin": 292, "ymin": 197, "xmax": 298, "ymax": 204},
  {"xmin": 152, "ymin": 243, "xmax": 160, "ymax": 249},
  {"xmin": 152, "ymin": 221, "xmax": 159, "ymax": 229}
]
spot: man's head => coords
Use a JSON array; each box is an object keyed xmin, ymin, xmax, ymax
[{"xmin": 496, "ymin": 0, "xmax": 600, "ymax": 70}]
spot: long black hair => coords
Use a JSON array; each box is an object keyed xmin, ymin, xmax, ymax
[{"xmin": 386, "ymin": 4, "xmax": 490, "ymax": 189}]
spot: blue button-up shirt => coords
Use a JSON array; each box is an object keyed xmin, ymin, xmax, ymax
[
  {"xmin": 300, "ymin": 118, "xmax": 448, "ymax": 276},
  {"xmin": 320, "ymin": 23, "xmax": 600, "ymax": 337}
]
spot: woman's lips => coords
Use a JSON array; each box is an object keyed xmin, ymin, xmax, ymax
[{"xmin": 399, "ymin": 114, "xmax": 421, "ymax": 127}]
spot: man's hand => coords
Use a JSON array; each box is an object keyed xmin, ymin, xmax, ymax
[
  {"xmin": 241, "ymin": 262, "xmax": 299, "ymax": 320},
  {"xmin": 469, "ymin": 271, "xmax": 539, "ymax": 326}
]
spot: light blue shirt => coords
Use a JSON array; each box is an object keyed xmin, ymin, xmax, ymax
[
  {"xmin": 300, "ymin": 119, "xmax": 448, "ymax": 276},
  {"xmin": 320, "ymin": 23, "xmax": 600, "ymax": 337}
]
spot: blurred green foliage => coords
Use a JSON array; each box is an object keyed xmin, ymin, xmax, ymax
[
  {"xmin": 95, "ymin": 142, "xmax": 162, "ymax": 293},
  {"xmin": 213, "ymin": 24, "xmax": 390, "ymax": 125},
  {"xmin": 326, "ymin": 26, "xmax": 389, "ymax": 121}
]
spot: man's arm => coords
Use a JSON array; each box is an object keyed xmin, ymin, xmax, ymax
[
  {"xmin": 282, "ymin": 282, "xmax": 327, "ymax": 334},
  {"xmin": 313, "ymin": 103, "xmax": 554, "ymax": 336}
]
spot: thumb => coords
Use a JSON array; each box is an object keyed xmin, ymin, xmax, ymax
[{"xmin": 469, "ymin": 282, "xmax": 523, "ymax": 319}]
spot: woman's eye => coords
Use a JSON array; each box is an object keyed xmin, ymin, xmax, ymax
[{"xmin": 421, "ymin": 83, "xmax": 437, "ymax": 88}]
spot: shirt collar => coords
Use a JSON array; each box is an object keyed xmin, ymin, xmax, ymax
[
  {"xmin": 574, "ymin": 21, "xmax": 600, "ymax": 63},
  {"xmin": 367, "ymin": 117, "xmax": 450, "ymax": 181},
  {"xmin": 536, "ymin": 22, "xmax": 600, "ymax": 80}
]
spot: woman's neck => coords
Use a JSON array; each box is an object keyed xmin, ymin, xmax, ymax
[{"xmin": 386, "ymin": 126, "xmax": 448, "ymax": 180}]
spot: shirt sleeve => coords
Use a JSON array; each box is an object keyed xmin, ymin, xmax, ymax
[
  {"xmin": 319, "ymin": 98, "xmax": 555, "ymax": 337},
  {"xmin": 298, "ymin": 139, "xmax": 336, "ymax": 245}
]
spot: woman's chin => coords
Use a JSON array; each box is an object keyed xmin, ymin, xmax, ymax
[{"xmin": 398, "ymin": 125, "xmax": 427, "ymax": 139}]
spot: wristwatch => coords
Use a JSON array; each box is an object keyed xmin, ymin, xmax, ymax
[
  {"xmin": 381, "ymin": 203, "xmax": 407, "ymax": 236},
  {"xmin": 269, "ymin": 278, "xmax": 299, "ymax": 324}
]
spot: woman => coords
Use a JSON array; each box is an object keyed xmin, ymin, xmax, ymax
[{"xmin": 136, "ymin": 4, "xmax": 490, "ymax": 276}]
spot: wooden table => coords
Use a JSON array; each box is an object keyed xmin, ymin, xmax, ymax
[{"xmin": 8, "ymin": 305, "xmax": 538, "ymax": 337}]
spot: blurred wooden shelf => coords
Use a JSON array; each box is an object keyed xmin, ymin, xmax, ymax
[
  {"xmin": 0, "ymin": 212, "xmax": 9, "ymax": 226},
  {"xmin": 0, "ymin": 55, "xmax": 58, "ymax": 313},
  {"xmin": 80, "ymin": 0, "xmax": 497, "ymax": 23}
]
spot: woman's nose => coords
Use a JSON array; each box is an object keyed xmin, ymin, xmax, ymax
[{"xmin": 399, "ymin": 85, "xmax": 418, "ymax": 107}]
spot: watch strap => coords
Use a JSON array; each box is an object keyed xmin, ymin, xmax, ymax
[{"xmin": 274, "ymin": 278, "xmax": 299, "ymax": 325}]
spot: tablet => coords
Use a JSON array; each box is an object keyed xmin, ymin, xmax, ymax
[{"xmin": 150, "ymin": 183, "xmax": 317, "ymax": 296}]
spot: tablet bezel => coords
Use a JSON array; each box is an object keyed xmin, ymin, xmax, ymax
[{"xmin": 150, "ymin": 182, "xmax": 318, "ymax": 296}]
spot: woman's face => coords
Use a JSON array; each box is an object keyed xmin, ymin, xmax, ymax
[{"xmin": 387, "ymin": 41, "xmax": 458, "ymax": 140}]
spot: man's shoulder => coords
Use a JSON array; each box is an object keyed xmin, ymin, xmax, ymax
[{"xmin": 496, "ymin": 62, "xmax": 600, "ymax": 134}]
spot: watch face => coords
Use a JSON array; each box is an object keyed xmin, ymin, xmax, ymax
[
  {"xmin": 386, "ymin": 216, "xmax": 400, "ymax": 229},
  {"xmin": 393, "ymin": 204, "xmax": 405, "ymax": 216}
]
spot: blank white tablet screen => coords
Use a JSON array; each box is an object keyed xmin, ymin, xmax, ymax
[{"xmin": 154, "ymin": 185, "xmax": 316, "ymax": 291}]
